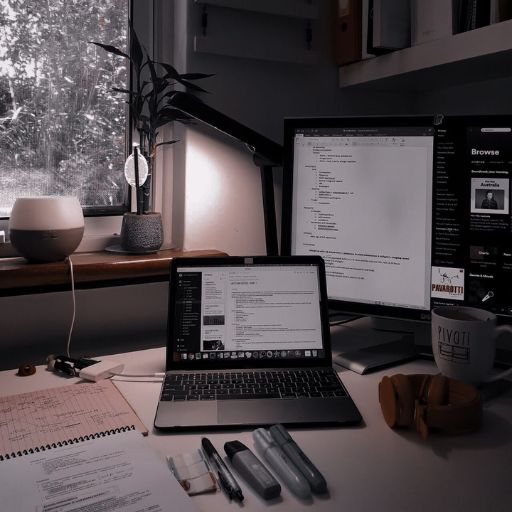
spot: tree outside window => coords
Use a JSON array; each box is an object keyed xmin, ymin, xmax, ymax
[{"xmin": 0, "ymin": 0, "xmax": 129, "ymax": 217}]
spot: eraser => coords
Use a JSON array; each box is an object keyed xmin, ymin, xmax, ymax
[{"xmin": 78, "ymin": 361, "xmax": 124, "ymax": 381}]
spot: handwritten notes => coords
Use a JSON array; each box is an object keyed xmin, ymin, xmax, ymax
[{"xmin": 0, "ymin": 379, "xmax": 147, "ymax": 457}]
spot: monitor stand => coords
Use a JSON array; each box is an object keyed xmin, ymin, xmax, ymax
[{"xmin": 330, "ymin": 315, "xmax": 432, "ymax": 375}]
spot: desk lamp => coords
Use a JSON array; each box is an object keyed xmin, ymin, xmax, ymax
[{"xmin": 168, "ymin": 92, "xmax": 283, "ymax": 256}]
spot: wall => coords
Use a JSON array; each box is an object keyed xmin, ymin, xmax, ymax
[
  {"xmin": 0, "ymin": 282, "xmax": 168, "ymax": 371},
  {"xmin": 417, "ymin": 75, "xmax": 512, "ymax": 115}
]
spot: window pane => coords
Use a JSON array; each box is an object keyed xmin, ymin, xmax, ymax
[{"xmin": 0, "ymin": 0, "xmax": 128, "ymax": 217}]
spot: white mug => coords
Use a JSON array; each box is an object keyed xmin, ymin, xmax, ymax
[{"xmin": 431, "ymin": 306, "xmax": 512, "ymax": 385}]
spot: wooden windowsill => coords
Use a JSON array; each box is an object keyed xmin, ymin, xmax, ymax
[{"xmin": 0, "ymin": 248, "xmax": 227, "ymax": 295}]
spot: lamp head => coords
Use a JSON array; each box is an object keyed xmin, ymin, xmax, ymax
[{"xmin": 169, "ymin": 92, "xmax": 283, "ymax": 166}]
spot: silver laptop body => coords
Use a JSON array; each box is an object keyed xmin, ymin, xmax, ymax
[{"xmin": 154, "ymin": 256, "xmax": 362, "ymax": 431}]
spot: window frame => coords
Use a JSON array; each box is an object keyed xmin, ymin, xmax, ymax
[{"xmin": 0, "ymin": 0, "xmax": 175, "ymax": 252}]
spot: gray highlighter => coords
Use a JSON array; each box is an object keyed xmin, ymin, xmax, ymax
[
  {"xmin": 224, "ymin": 441, "xmax": 281, "ymax": 500},
  {"xmin": 269, "ymin": 424, "xmax": 327, "ymax": 494}
]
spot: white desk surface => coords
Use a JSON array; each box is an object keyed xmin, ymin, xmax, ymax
[{"xmin": 1, "ymin": 347, "xmax": 511, "ymax": 512}]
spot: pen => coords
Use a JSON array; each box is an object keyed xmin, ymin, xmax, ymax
[
  {"xmin": 202, "ymin": 437, "xmax": 244, "ymax": 502},
  {"xmin": 269, "ymin": 424, "xmax": 327, "ymax": 494},
  {"xmin": 252, "ymin": 428, "xmax": 311, "ymax": 500}
]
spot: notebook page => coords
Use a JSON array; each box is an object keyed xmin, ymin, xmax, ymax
[
  {"xmin": 0, "ymin": 379, "xmax": 147, "ymax": 456},
  {"xmin": 2, "ymin": 428, "xmax": 198, "ymax": 512}
]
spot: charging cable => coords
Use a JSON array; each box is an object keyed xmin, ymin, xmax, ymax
[
  {"xmin": 65, "ymin": 256, "xmax": 76, "ymax": 358},
  {"xmin": 109, "ymin": 371, "xmax": 165, "ymax": 378},
  {"xmin": 56, "ymin": 258, "xmax": 164, "ymax": 382},
  {"xmin": 109, "ymin": 371, "xmax": 165, "ymax": 381}
]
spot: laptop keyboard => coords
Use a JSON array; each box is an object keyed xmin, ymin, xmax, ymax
[{"xmin": 160, "ymin": 368, "xmax": 347, "ymax": 401}]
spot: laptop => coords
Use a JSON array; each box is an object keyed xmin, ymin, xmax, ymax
[{"xmin": 154, "ymin": 255, "xmax": 362, "ymax": 430}]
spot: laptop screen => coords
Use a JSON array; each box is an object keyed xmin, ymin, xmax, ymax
[{"xmin": 167, "ymin": 257, "xmax": 331, "ymax": 370}]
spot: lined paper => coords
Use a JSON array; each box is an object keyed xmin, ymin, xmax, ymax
[
  {"xmin": 2, "ymin": 428, "xmax": 198, "ymax": 512},
  {"xmin": 0, "ymin": 379, "xmax": 147, "ymax": 456}
]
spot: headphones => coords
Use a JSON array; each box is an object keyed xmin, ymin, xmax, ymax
[{"xmin": 378, "ymin": 374, "xmax": 482, "ymax": 439}]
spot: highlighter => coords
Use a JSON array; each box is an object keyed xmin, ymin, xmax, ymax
[
  {"xmin": 269, "ymin": 424, "xmax": 327, "ymax": 494},
  {"xmin": 224, "ymin": 441, "xmax": 281, "ymax": 500},
  {"xmin": 252, "ymin": 428, "xmax": 311, "ymax": 500}
]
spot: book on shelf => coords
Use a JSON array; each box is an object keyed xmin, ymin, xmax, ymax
[
  {"xmin": 492, "ymin": 0, "xmax": 512, "ymax": 22},
  {"xmin": 334, "ymin": 0, "xmax": 362, "ymax": 65},
  {"xmin": 361, "ymin": 0, "xmax": 376, "ymax": 59},
  {"xmin": 367, "ymin": 0, "xmax": 411, "ymax": 55},
  {"xmin": 455, "ymin": 0, "xmax": 491, "ymax": 33},
  {"xmin": 411, "ymin": 0, "xmax": 456, "ymax": 46}
]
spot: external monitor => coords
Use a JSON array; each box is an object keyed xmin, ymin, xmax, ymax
[{"xmin": 281, "ymin": 115, "xmax": 512, "ymax": 323}]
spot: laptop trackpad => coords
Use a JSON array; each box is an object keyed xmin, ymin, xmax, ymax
[
  {"xmin": 219, "ymin": 399, "xmax": 308, "ymax": 426},
  {"xmin": 156, "ymin": 401, "xmax": 219, "ymax": 429}
]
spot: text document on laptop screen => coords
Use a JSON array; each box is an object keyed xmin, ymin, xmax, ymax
[
  {"xmin": 290, "ymin": 126, "xmax": 434, "ymax": 311},
  {"xmin": 172, "ymin": 264, "xmax": 326, "ymax": 363}
]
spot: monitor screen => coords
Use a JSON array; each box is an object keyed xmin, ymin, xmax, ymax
[{"xmin": 281, "ymin": 115, "xmax": 512, "ymax": 321}]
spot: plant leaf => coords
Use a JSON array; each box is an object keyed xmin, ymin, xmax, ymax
[
  {"xmin": 155, "ymin": 139, "xmax": 179, "ymax": 148},
  {"xmin": 155, "ymin": 78, "xmax": 169, "ymax": 95},
  {"xmin": 178, "ymin": 79, "xmax": 209, "ymax": 93},
  {"xmin": 158, "ymin": 62, "xmax": 180, "ymax": 80},
  {"xmin": 158, "ymin": 107, "xmax": 192, "ymax": 122},
  {"xmin": 154, "ymin": 107, "xmax": 191, "ymax": 129},
  {"xmin": 129, "ymin": 22, "xmax": 144, "ymax": 70},
  {"xmin": 112, "ymin": 87, "xmax": 133, "ymax": 95},
  {"xmin": 180, "ymin": 72, "xmax": 215, "ymax": 80},
  {"xmin": 90, "ymin": 41, "xmax": 130, "ymax": 60},
  {"xmin": 146, "ymin": 59, "xmax": 159, "ymax": 88}
]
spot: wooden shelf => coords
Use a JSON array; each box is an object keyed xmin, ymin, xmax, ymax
[
  {"xmin": 339, "ymin": 20, "xmax": 512, "ymax": 91},
  {"xmin": 0, "ymin": 248, "xmax": 227, "ymax": 295}
]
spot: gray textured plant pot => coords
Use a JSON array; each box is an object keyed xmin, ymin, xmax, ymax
[{"xmin": 120, "ymin": 212, "xmax": 163, "ymax": 253}]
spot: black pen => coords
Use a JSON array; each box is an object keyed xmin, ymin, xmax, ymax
[{"xmin": 202, "ymin": 437, "xmax": 244, "ymax": 502}]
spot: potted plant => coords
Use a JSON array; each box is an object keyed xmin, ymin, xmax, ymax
[{"xmin": 91, "ymin": 22, "xmax": 212, "ymax": 252}]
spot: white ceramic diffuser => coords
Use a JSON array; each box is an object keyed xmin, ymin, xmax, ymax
[{"xmin": 9, "ymin": 196, "xmax": 84, "ymax": 262}]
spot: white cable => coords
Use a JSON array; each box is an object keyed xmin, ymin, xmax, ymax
[
  {"xmin": 66, "ymin": 256, "xmax": 76, "ymax": 359},
  {"xmin": 109, "ymin": 371, "xmax": 165, "ymax": 378},
  {"xmin": 111, "ymin": 378, "xmax": 164, "ymax": 382},
  {"xmin": 64, "ymin": 256, "xmax": 161, "ymax": 381}
]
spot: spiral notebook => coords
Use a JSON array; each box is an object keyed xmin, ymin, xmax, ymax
[
  {"xmin": 0, "ymin": 381, "xmax": 198, "ymax": 512},
  {"xmin": 1, "ymin": 427, "xmax": 198, "ymax": 511},
  {"xmin": 0, "ymin": 379, "xmax": 147, "ymax": 459}
]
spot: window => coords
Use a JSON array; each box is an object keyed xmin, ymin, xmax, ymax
[{"xmin": 0, "ymin": 0, "xmax": 129, "ymax": 218}]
